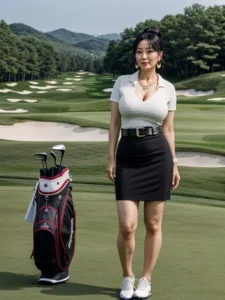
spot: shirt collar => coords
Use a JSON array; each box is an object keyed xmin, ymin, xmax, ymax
[{"xmin": 128, "ymin": 71, "xmax": 166, "ymax": 88}]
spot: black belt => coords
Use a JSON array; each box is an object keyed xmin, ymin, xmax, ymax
[{"xmin": 121, "ymin": 126, "xmax": 161, "ymax": 137}]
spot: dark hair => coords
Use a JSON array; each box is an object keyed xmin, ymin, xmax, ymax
[{"xmin": 133, "ymin": 26, "xmax": 163, "ymax": 55}]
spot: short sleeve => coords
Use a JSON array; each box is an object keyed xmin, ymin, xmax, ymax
[
  {"xmin": 168, "ymin": 84, "xmax": 177, "ymax": 111},
  {"xmin": 110, "ymin": 77, "xmax": 121, "ymax": 103}
]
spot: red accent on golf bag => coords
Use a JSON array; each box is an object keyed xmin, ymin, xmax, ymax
[{"xmin": 31, "ymin": 167, "xmax": 76, "ymax": 274}]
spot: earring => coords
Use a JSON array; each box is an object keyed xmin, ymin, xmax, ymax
[
  {"xmin": 157, "ymin": 61, "xmax": 161, "ymax": 69},
  {"xmin": 135, "ymin": 63, "xmax": 139, "ymax": 69}
]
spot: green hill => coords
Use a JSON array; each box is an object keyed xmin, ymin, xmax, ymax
[
  {"xmin": 97, "ymin": 33, "xmax": 121, "ymax": 40},
  {"xmin": 10, "ymin": 23, "xmax": 51, "ymax": 42},
  {"xmin": 9, "ymin": 23, "xmax": 93, "ymax": 56},
  {"xmin": 48, "ymin": 29, "xmax": 121, "ymax": 44},
  {"xmin": 47, "ymin": 28, "xmax": 95, "ymax": 44},
  {"xmin": 48, "ymin": 29, "xmax": 121, "ymax": 52},
  {"xmin": 74, "ymin": 38, "xmax": 110, "ymax": 51},
  {"xmin": 9, "ymin": 23, "xmax": 115, "ymax": 56}
]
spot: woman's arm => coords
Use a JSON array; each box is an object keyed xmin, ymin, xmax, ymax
[
  {"xmin": 107, "ymin": 101, "xmax": 121, "ymax": 182},
  {"xmin": 161, "ymin": 111, "xmax": 180, "ymax": 189},
  {"xmin": 161, "ymin": 111, "xmax": 176, "ymax": 160}
]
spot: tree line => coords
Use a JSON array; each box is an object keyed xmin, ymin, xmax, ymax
[
  {"xmin": 0, "ymin": 21, "xmax": 104, "ymax": 82},
  {"xmin": 104, "ymin": 4, "xmax": 225, "ymax": 79}
]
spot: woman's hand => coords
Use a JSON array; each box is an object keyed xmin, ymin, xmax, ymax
[
  {"xmin": 170, "ymin": 164, "xmax": 180, "ymax": 190},
  {"xmin": 107, "ymin": 158, "xmax": 116, "ymax": 183}
]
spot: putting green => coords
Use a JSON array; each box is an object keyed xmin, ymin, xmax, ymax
[{"xmin": 0, "ymin": 187, "xmax": 224, "ymax": 300}]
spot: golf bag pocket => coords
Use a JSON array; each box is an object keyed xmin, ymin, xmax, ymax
[
  {"xmin": 34, "ymin": 207, "xmax": 59, "ymax": 272},
  {"xmin": 32, "ymin": 180, "xmax": 76, "ymax": 274},
  {"xmin": 39, "ymin": 168, "xmax": 70, "ymax": 195}
]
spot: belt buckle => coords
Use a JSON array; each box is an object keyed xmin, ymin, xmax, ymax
[{"xmin": 136, "ymin": 127, "xmax": 145, "ymax": 137}]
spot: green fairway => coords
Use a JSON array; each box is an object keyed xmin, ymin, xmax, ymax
[
  {"xmin": 0, "ymin": 187, "xmax": 225, "ymax": 300},
  {"xmin": 1, "ymin": 71, "xmax": 225, "ymax": 153},
  {"xmin": 0, "ymin": 140, "xmax": 224, "ymax": 202},
  {"xmin": 1, "ymin": 71, "xmax": 225, "ymax": 300}
]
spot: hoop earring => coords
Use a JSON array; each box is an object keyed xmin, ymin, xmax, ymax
[
  {"xmin": 135, "ymin": 63, "xmax": 139, "ymax": 69},
  {"xmin": 157, "ymin": 61, "xmax": 161, "ymax": 69}
]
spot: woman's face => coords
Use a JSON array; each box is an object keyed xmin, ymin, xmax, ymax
[{"xmin": 135, "ymin": 39, "xmax": 163, "ymax": 71}]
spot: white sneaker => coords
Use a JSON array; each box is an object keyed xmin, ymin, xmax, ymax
[
  {"xmin": 120, "ymin": 276, "xmax": 135, "ymax": 299},
  {"xmin": 133, "ymin": 277, "xmax": 151, "ymax": 299}
]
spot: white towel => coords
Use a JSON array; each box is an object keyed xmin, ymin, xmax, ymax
[{"xmin": 25, "ymin": 182, "xmax": 39, "ymax": 224}]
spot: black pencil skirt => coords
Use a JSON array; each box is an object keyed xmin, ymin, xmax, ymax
[{"xmin": 115, "ymin": 133, "xmax": 173, "ymax": 201}]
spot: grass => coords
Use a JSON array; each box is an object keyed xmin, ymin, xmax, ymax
[
  {"xmin": 0, "ymin": 71, "xmax": 225, "ymax": 202},
  {"xmin": 0, "ymin": 140, "xmax": 224, "ymax": 202},
  {"xmin": 0, "ymin": 188, "xmax": 225, "ymax": 300},
  {"xmin": 1, "ymin": 71, "xmax": 225, "ymax": 299}
]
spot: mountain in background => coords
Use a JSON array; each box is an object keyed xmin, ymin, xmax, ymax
[
  {"xmin": 9, "ymin": 23, "xmax": 88, "ymax": 56},
  {"xmin": 47, "ymin": 28, "xmax": 96, "ymax": 44},
  {"xmin": 47, "ymin": 28, "xmax": 120, "ymax": 45},
  {"xmin": 97, "ymin": 33, "xmax": 121, "ymax": 40},
  {"xmin": 10, "ymin": 23, "xmax": 120, "ymax": 56},
  {"xmin": 74, "ymin": 38, "xmax": 110, "ymax": 51}
]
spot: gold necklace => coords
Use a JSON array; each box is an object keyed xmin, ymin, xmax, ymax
[{"xmin": 138, "ymin": 77, "xmax": 158, "ymax": 91}]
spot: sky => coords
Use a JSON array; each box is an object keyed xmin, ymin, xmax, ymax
[{"xmin": 1, "ymin": 0, "xmax": 225, "ymax": 35}]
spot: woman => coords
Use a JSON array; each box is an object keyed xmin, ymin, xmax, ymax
[{"xmin": 107, "ymin": 26, "xmax": 180, "ymax": 299}]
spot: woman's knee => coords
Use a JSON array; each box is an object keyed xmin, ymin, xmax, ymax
[
  {"xmin": 144, "ymin": 219, "xmax": 161, "ymax": 234},
  {"xmin": 119, "ymin": 223, "xmax": 137, "ymax": 239}
]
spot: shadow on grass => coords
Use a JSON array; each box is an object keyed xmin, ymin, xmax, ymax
[
  {"xmin": 41, "ymin": 281, "xmax": 119, "ymax": 298},
  {"xmin": 0, "ymin": 272, "xmax": 120, "ymax": 299},
  {"xmin": 0, "ymin": 272, "xmax": 38, "ymax": 290}
]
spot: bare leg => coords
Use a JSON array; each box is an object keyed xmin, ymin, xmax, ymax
[
  {"xmin": 116, "ymin": 200, "xmax": 139, "ymax": 278},
  {"xmin": 141, "ymin": 201, "xmax": 165, "ymax": 281}
]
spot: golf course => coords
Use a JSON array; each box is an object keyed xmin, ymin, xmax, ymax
[{"xmin": 0, "ymin": 71, "xmax": 225, "ymax": 300}]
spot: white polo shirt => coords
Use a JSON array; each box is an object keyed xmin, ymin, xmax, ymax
[{"xmin": 110, "ymin": 71, "xmax": 176, "ymax": 129}]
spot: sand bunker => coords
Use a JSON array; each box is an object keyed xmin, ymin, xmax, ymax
[
  {"xmin": 0, "ymin": 122, "xmax": 108, "ymax": 141},
  {"xmin": 1, "ymin": 121, "xmax": 225, "ymax": 168},
  {"xmin": 0, "ymin": 89, "xmax": 33, "ymax": 95},
  {"xmin": 7, "ymin": 99, "xmax": 37, "ymax": 103},
  {"xmin": 29, "ymin": 81, "xmax": 39, "ymax": 85},
  {"xmin": 17, "ymin": 91, "xmax": 33, "ymax": 95},
  {"xmin": 45, "ymin": 81, "xmax": 57, "ymax": 84},
  {"xmin": 221, "ymin": 75, "xmax": 225, "ymax": 77},
  {"xmin": 57, "ymin": 89, "xmax": 72, "ymax": 91},
  {"xmin": 176, "ymin": 89, "xmax": 214, "ymax": 97},
  {"xmin": 73, "ymin": 79, "xmax": 83, "ymax": 81},
  {"xmin": 0, "ymin": 109, "xmax": 27, "ymax": 113},
  {"xmin": 77, "ymin": 72, "xmax": 87, "ymax": 75},
  {"xmin": 177, "ymin": 152, "xmax": 225, "ymax": 168},
  {"xmin": 6, "ymin": 83, "xmax": 18, "ymax": 87},
  {"xmin": 30, "ymin": 85, "xmax": 58, "ymax": 90},
  {"xmin": 22, "ymin": 99, "xmax": 37, "ymax": 103},
  {"xmin": 37, "ymin": 91, "xmax": 47, "ymax": 94},
  {"xmin": 0, "ymin": 121, "xmax": 224, "ymax": 167},
  {"xmin": 0, "ymin": 89, "xmax": 14, "ymax": 93},
  {"xmin": 207, "ymin": 97, "xmax": 225, "ymax": 101},
  {"xmin": 63, "ymin": 82, "xmax": 74, "ymax": 85},
  {"xmin": 65, "ymin": 78, "xmax": 81, "ymax": 81},
  {"xmin": 103, "ymin": 88, "xmax": 113, "ymax": 92},
  {"xmin": 7, "ymin": 99, "xmax": 21, "ymax": 103},
  {"xmin": 16, "ymin": 91, "xmax": 33, "ymax": 95}
]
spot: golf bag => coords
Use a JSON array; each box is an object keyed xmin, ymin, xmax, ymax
[{"xmin": 31, "ymin": 165, "xmax": 76, "ymax": 276}]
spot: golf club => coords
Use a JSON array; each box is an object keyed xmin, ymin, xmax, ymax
[
  {"xmin": 34, "ymin": 153, "xmax": 48, "ymax": 168},
  {"xmin": 50, "ymin": 151, "xmax": 57, "ymax": 176},
  {"xmin": 50, "ymin": 151, "xmax": 57, "ymax": 167},
  {"xmin": 34, "ymin": 152, "xmax": 48, "ymax": 176},
  {"xmin": 52, "ymin": 144, "xmax": 66, "ymax": 173}
]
